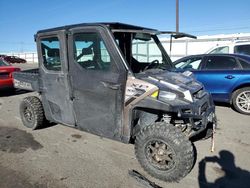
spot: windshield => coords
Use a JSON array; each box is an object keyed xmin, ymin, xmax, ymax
[
  {"xmin": 0, "ymin": 59, "xmax": 9, "ymax": 67},
  {"xmin": 113, "ymin": 32, "xmax": 173, "ymax": 73},
  {"xmin": 234, "ymin": 44, "xmax": 250, "ymax": 56}
]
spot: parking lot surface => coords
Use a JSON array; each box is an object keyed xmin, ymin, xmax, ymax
[{"xmin": 0, "ymin": 64, "xmax": 250, "ymax": 188}]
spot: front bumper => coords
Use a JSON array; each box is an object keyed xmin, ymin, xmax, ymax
[{"xmin": 171, "ymin": 93, "xmax": 217, "ymax": 137}]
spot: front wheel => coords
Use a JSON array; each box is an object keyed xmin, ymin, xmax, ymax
[
  {"xmin": 232, "ymin": 87, "xmax": 250, "ymax": 115},
  {"xmin": 135, "ymin": 122, "xmax": 194, "ymax": 182}
]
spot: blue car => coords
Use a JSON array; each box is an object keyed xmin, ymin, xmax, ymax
[{"xmin": 174, "ymin": 54, "xmax": 250, "ymax": 115}]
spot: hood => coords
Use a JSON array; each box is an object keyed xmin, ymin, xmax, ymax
[{"xmin": 136, "ymin": 69, "xmax": 203, "ymax": 94}]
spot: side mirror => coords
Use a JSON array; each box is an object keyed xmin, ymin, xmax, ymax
[
  {"xmin": 47, "ymin": 48, "xmax": 60, "ymax": 57},
  {"xmin": 182, "ymin": 70, "xmax": 194, "ymax": 77}
]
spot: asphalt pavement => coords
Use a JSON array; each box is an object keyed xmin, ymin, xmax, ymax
[{"xmin": 0, "ymin": 63, "xmax": 250, "ymax": 188}]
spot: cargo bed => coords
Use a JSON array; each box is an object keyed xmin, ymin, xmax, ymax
[{"xmin": 13, "ymin": 68, "xmax": 39, "ymax": 91}]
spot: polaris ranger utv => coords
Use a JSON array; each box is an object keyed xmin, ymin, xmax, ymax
[{"xmin": 14, "ymin": 23, "xmax": 216, "ymax": 182}]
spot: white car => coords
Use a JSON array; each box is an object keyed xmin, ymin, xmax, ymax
[{"xmin": 207, "ymin": 41, "xmax": 250, "ymax": 56}]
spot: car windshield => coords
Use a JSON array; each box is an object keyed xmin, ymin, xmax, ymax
[
  {"xmin": 0, "ymin": 59, "xmax": 9, "ymax": 66},
  {"xmin": 113, "ymin": 32, "xmax": 173, "ymax": 73},
  {"xmin": 234, "ymin": 44, "xmax": 250, "ymax": 56}
]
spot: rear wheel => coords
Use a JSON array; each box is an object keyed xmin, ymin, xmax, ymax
[
  {"xmin": 232, "ymin": 87, "xmax": 250, "ymax": 115},
  {"xmin": 135, "ymin": 122, "xmax": 194, "ymax": 182},
  {"xmin": 20, "ymin": 96, "xmax": 45, "ymax": 129}
]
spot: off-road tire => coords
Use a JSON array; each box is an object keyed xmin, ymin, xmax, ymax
[
  {"xmin": 135, "ymin": 122, "xmax": 194, "ymax": 182},
  {"xmin": 20, "ymin": 96, "xmax": 45, "ymax": 130},
  {"xmin": 232, "ymin": 87, "xmax": 250, "ymax": 115}
]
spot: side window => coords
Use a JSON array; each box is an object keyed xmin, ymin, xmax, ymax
[
  {"xmin": 73, "ymin": 32, "xmax": 111, "ymax": 71},
  {"xmin": 100, "ymin": 41, "xmax": 111, "ymax": 63},
  {"xmin": 209, "ymin": 46, "xmax": 229, "ymax": 54},
  {"xmin": 234, "ymin": 45, "xmax": 250, "ymax": 56},
  {"xmin": 204, "ymin": 56, "xmax": 240, "ymax": 70},
  {"xmin": 239, "ymin": 59, "xmax": 250, "ymax": 69},
  {"xmin": 175, "ymin": 57, "xmax": 202, "ymax": 70},
  {"xmin": 41, "ymin": 37, "xmax": 61, "ymax": 71},
  {"xmin": 175, "ymin": 60, "xmax": 186, "ymax": 68}
]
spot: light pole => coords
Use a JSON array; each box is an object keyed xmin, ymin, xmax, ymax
[{"xmin": 176, "ymin": 0, "xmax": 179, "ymax": 33}]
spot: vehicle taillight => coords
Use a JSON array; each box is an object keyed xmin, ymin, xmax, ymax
[{"xmin": 9, "ymin": 68, "xmax": 20, "ymax": 78}]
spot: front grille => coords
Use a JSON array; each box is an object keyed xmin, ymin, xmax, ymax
[{"xmin": 0, "ymin": 73, "xmax": 9, "ymax": 79}]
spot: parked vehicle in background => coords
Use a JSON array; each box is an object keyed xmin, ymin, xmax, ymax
[
  {"xmin": 174, "ymin": 54, "xmax": 250, "ymax": 115},
  {"xmin": 0, "ymin": 54, "xmax": 7, "ymax": 58},
  {"xmin": 0, "ymin": 59, "xmax": 21, "ymax": 90},
  {"xmin": 207, "ymin": 41, "xmax": 250, "ymax": 56},
  {"xmin": 2, "ymin": 55, "xmax": 26, "ymax": 64}
]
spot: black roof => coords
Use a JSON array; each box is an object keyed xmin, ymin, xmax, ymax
[{"xmin": 37, "ymin": 22, "xmax": 157, "ymax": 34}]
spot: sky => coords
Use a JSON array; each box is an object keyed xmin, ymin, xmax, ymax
[{"xmin": 0, "ymin": 0, "xmax": 250, "ymax": 52}]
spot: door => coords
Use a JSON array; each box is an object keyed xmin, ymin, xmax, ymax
[
  {"xmin": 37, "ymin": 31, "xmax": 75, "ymax": 125},
  {"xmin": 195, "ymin": 55, "xmax": 241, "ymax": 102},
  {"xmin": 68, "ymin": 26, "xmax": 127, "ymax": 139}
]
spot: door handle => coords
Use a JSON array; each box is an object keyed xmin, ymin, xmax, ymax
[
  {"xmin": 225, "ymin": 75, "xmax": 235, "ymax": 79},
  {"xmin": 101, "ymin": 81, "xmax": 120, "ymax": 90}
]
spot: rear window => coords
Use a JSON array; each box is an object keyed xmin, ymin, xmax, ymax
[
  {"xmin": 239, "ymin": 59, "xmax": 250, "ymax": 69},
  {"xmin": 234, "ymin": 44, "xmax": 250, "ymax": 56},
  {"xmin": 209, "ymin": 46, "xmax": 229, "ymax": 54}
]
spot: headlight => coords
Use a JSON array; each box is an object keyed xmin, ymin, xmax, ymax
[{"xmin": 159, "ymin": 91, "xmax": 177, "ymax": 101}]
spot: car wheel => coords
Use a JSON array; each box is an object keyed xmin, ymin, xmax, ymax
[
  {"xmin": 20, "ymin": 96, "xmax": 45, "ymax": 129},
  {"xmin": 232, "ymin": 87, "xmax": 250, "ymax": 115},
  {"xmin": 135, "ymin": 122, "xmax": 194, "ymax": 182}
]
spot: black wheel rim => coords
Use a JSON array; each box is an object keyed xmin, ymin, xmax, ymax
[
  {"xmin": 24, "ymin": 106, "xmax": 34, "ymax": 123},
  {"xmin": 145, "ymin": 139, "xmax": 176, "ymax": 171}
]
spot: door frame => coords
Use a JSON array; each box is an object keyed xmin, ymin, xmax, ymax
[
  {"xmin": 67, "ymin": 25, "xmax": 128, "ymax": 140},
  {"xmin": 36, "ymin": 30, "xmax": 75, "ymax": 126}
]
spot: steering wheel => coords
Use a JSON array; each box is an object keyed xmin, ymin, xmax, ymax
[{"xmin": 143, "ymin": 60, "xmax": 160, "ymax": 71}]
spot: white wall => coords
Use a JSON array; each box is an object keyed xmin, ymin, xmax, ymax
[
  {"xmin": 161, "ymin": 33, "xmax": 250, "ymax": 61},
  {"xmin": 1, "ymin": 33, "xmax": 250, "ymax": 63}
]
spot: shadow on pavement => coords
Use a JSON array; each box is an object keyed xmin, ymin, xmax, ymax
[
  {"xmin": 214, "ymin": 101, "xmax": 231, "ymax": 108},
  {"xmin": 0, "ymin": 126, "xmax": 43, "ymax": 153},
  {"xmin": 35, "ymin": 121, "xmax": 57, "ymax": 130},
  {"xmin": 0, "ymin": 89, "xmax": 31, "ymax": 97},
  {"xmin": 198, "ymin": 150, "xmax": 250, "ymax": 188}
]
